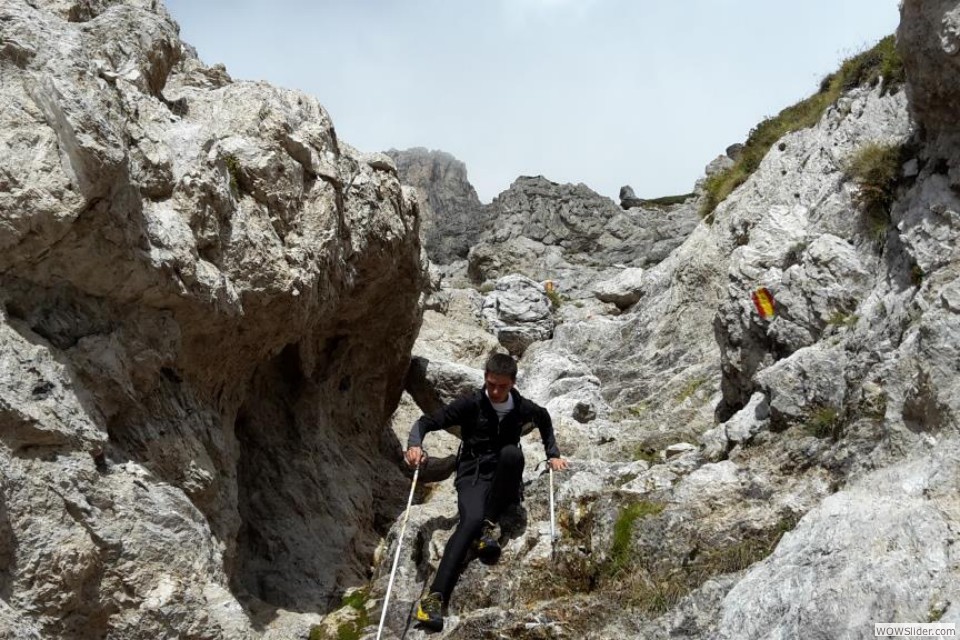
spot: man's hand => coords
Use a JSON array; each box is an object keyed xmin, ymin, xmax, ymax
[
  {"xmin": 547, "ymin": 457, "xmax": 569, "ymax": 471},
  {"xmin": 405, "ymin": 446, "xmax": 427, "ymax": 468}
]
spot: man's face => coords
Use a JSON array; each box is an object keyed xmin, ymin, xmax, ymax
[{"xmin": 484, "ymin": 372, "xmax": 514, "ymax": 404}]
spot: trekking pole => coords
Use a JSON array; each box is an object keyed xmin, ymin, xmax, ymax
[
  {"xmin": 549, "ymin": 465, "xmax": 557, "ymax": 548},
  {"xmin": 376, "ymin": 458, "xmax": 422, "ymax": 640}
]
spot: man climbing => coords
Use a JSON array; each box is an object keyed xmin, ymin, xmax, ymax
[{"xmin": 405, "ymin": 353, "xmax": 569, "ymax": 631}]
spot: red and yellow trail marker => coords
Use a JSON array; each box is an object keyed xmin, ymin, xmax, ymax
[{"xmin": 752, "ymin": 287, "xmax": 776, "ymax": 319}]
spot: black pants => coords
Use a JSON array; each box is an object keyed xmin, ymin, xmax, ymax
[{"xmin": 430, "ymin": 444, "xmax": 524, "ymax": 601}]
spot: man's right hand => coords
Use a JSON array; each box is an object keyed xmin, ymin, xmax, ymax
[{"xmin": 405, "ymin": 446, "xmax": 426, "ymax": 468}]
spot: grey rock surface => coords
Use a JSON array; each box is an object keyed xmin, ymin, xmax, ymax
[
  {"xmin": 405, "ymin": 356, "xmax": 483, "ymax": 418},
  {"xmin": 480, "ymin": 275, "xmax": 555, "ymax": 356},
  {"xmin": 716, "ymin": 446, "xmax": 960, "ymax": 640},
  {"xmin": 8, "ymin": 2, "xmax": 960, "ymax": 639},
  {"xmin": 485, "ymin": 175, "xmax": 700, "ymax": 272},
  {"xmin": 0, "ymin": 0, "xmax": 425, "ymax": 637},
  {"xmin": 592, "ymin": 267, "xmax": 646, "ymax": 309},
  {"xmin": 386, "ymin": 148, "xmax": 488, "ymax": 264},
  {"xmin": 359, "ymin": 14, "xmax": 960, "ymax": 640},
  {"xmin": 619, "ymin": 185, "xmax": 645, "ymax": 209}
]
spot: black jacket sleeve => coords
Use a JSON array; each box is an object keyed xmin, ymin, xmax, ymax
[
  {"xmin": 536, "ymin": 405, "xmax": 561, "ymax": 459},
  {"xmin": 407, "ymin": 395, "xmax": 474, "ymax": 448}
]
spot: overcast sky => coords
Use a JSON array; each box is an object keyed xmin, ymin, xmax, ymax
[{"xmin": 165, "ymin": 1, "xmax": 902, "ymax": 204}]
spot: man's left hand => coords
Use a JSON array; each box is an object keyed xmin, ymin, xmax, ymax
[{"xmin": 548, "ymin": 457, "xmax": 569, "ymax": 471}]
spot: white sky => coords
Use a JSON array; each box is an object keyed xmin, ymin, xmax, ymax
[{"xmin": 165, "ymin": 1, "xmax": 902, "ymax": 203}]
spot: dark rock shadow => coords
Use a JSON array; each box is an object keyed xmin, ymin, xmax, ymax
[{"xmin": 0, "ymin": 495, "xmax": 12, "ymax": 602}]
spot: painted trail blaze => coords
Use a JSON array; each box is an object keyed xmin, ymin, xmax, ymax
[{"xmin": 752, "ymin": 287, "xmax": 776, "ymax": 319}]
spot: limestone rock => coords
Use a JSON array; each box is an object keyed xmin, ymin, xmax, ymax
[
  {"xmin": 485, "ymin": 175, "xmax": 699, "ymax": 271},
  {"xmin": 592, "ymin": 267, "xmax": 646, "ymax": 309},
  {"xmin": 386, "ymin": 148, "xmax": 487, "ymax": 264},
  {"xmin": 480, "ymin": 275, "xmax": 555, "ymax": 356},
  {"xmin": 705, "ymin": 154, "xmax": 736, "ymax": 176},
  {"xmin": 716, "ymin": 448, "xmax": 960, "ymax": 639},
  {"xmin": 0, "ymin": 0, "xmax": 426, "ymax": 636},
  {"xmin": 405, "ymin": 356, "xmax": 483, "ymax": 417},
  {"xmin": 619, "ymin": 185, "xmax": 645, "ymax": 209},
  {"xmin": 713, "ymin": 83, "xmax": 912, "ymax": 421},
  {"xmin": 899, "ymin": 1, "xmax": 960, "ymax": 141}
]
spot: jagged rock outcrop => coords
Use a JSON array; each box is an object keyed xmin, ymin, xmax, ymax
[
  {"xmin": 9, "ymin": 0, "xmax": 960, "ymax": 638},
  {"xmin": 472, "ymin": 176, "xmax": 700, "ymax": 280},
  {"xmin": 0, "ymin": 1, "xmax": 426, "ymax": 638},
  {"xmin": 386, "ymin": 148, "xmax": 487, "ymax": 264},
  {"xmin": 360, "ymin": 10, "xmax": 960, "ymax": 640},
  {"xmin": 480, "ymin": 275, "xmax": 555, "ymax": 356},
  {"xmin": 618, "ymin": 185, "xmax": 644, "ymax": 209}
]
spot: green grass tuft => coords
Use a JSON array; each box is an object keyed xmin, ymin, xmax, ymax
[
  {"xmin": 307, "ymin": 589, "xmax": 370, "ymax": 640},
  {"xmin": 806, "ymin": 405, "xmax": 842, "ymax": 440},
  {"xmin": 627, "ymin": 514, "xmax": 800, "ymax": 615},
  {"xmin": 845, "ymin": 142, "xmax": 904, "ymax": 223},
  {"xmin": 545, "ymin": 286, "xmax": 564, "ymax": 309},
  {"xmin": 640, "ymin": 193, "xmax": 696, "ymax": 208},
  {"xmin": 911, "ymin": 264, "xmax": 924, "ymax": 286},
  {"xmin": 826, "ymin": 311, "xmax": 858, "ymax": 329},
  {"xmin": 606, "ymin": 501, "xmax": 666, "ymax": 577},
  {"xmin": 676, "ymin": 377, "xmax": 708, "ymax": 403},
  {"xmin": 224, "ymin": 154, "xmax": 242, "ymax": 196}
]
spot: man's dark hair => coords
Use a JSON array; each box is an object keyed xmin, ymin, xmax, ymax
[{"xmin": 484, "ymin": 353, "xmax": 518, "ymax": 380}]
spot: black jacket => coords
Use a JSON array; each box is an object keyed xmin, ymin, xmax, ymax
[{"xmin": 407, "ymin": 387, "xmax": 561, "ymax": 461}]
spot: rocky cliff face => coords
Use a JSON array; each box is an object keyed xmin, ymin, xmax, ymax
[
  {"xmin": 357, "ymin": 5, "xmax": 960, "ymax": 640},
  {"xmin": 466, "ymin": 176, "xmax": 700, "ymax": 295},
  {"xmin": 7, "ymin": 1, "xmax": 960, "ymax": 639},
  {"xmin": 385, "ymin": 148, "xmax": 486, "ymax": 265},
  {"xmin": 0, "ymin": 1, "xmax": 426, "ymax": 638}
]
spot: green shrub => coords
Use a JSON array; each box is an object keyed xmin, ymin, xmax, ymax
[
  {"xmin": 929, "ymin": 599, "xmax": 948, "ymax": 623},
  {"xmin": 911, "ymin": 264, "xmax": 924, "ymax": 286},
  {"xmin": 806, "ymin": 405, "xmax": 841, "ymax": 440},
  {"xmin": 632, "ymin": 446, "xmax": 659, "ymax": 464},
  {"xmin": 224, "ymin": 154, "xmax": 242, "ymax": 196},
  {"xmin": 701, "ymin": 35, "xmax": 904, "ymax": 218},
  {"xmin": 545, "ymin": 286, "xmax": 564, "ymax": 309},
  {"xmin": 845, "ymin": 142, "xmax": 904, "ymax": 221}
]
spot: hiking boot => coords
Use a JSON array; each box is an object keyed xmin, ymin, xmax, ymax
[
  {"xmin": 474, "ymin": 519, "xmax": 501, "ymax": 564},
  {"xmin": 415, "ymin": 591, "xmax": 443, "ymax": 631}
]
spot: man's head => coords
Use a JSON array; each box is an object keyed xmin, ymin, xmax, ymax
[{"xmin": 484, "ymin": 353, "xmax": 517, "ymax": 404}]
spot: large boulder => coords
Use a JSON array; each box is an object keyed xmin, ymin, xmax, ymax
[
  {"xmin": 899, "ymin": 0, "xmax": 960, "ymax": 144},
  {"xmin": 592, "ymin": 267, "xmax": 646, "ymax": 309},
  {"xmin": 0, "ymin": 1, "xmax": 426, "ymax": 637},
  {"xmin": 480, "ymin": 275, "xmax": 555, "ymax": 356}
]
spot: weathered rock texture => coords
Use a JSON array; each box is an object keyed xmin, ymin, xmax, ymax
[
  {"xmin": 469, "ymin": 176, "xmax": 700, "ymax": 284},
  {"xmin": 386, "ymin": 148, "xmax": 487, "ymax": 264},
  {"xmin": 9, "ymin": 1, "xmax": 960, "ymax": 639},
  {"xmin": 356, "ymin": 7, "xmax": 960, "ymax": 640},
  {"xmin": 0, "ymin": 1, "xmax": 426, "ymax": 637}
]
